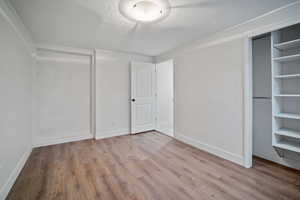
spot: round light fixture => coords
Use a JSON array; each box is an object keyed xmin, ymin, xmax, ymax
[
  {"xmin": 132, "ymin": 1, "xmax": 162, "ymax": 22},
  {"xmin": 119, "ymin": 0, "xmax": 171, "ymax": 23}
]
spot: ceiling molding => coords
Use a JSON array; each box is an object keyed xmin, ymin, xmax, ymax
[
  {"xmin": 35, "ymin": 44, "xmax": 93, "ymax": 64},
  {"xmin": 35, "ymin": 42, "xmax": 155, "ymax": 62},
  {"xmin": 35, "ymin": 56, "xmax": 90, "ymax": 64},
  {"xmin": 155, "ymin": 0, "xmax": 300, "ymax": 61},
  {"xmin": 220, "ymin": 1, "xmax": 300, "ymax": 34},
  {"xmin": 35, "ymin": 43, "xmax": 154, "ymax": 63},
  {"xmin": 0, "ymin": 0, "xmax": 35, "ymax": 56},
  {"xmin": 35, "ymin": 44, "xmax": 93, "ymax": 56},
  {"xmin": 95, "ymin": 48, "xmax": 154, "ymax": 63}
]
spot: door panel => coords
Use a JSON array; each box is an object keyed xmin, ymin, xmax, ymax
[{"xmin": 131, "ymin": 62, "xmax": 155, "ymax": 134}]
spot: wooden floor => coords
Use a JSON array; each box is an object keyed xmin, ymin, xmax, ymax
[{"xmin": 7, "ymin": 132, "xmax": 300, "ymax": 200}]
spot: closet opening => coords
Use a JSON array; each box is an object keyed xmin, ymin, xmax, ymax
[{"xmin": 250, "ymin": 23, "xmax": 300, "ymax": 170}]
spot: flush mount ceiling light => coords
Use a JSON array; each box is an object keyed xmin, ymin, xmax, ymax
[{"xmin": 119, "ymin": 0, "xmax": 171, "ymax": 23}]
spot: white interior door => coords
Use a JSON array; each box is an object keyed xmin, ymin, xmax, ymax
[{"xmin": 131, "ymin": 62, "xmax": 156, "ymax": 134}]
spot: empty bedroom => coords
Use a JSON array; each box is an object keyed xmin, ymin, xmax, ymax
[{"xmin": 1, "ymin": 0, "xmax": 300, "ymax": 199}]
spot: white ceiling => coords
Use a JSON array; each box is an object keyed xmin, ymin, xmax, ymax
[{"xmin": 9, "ymin": 0, "xmax": 298, "ymax": 56}]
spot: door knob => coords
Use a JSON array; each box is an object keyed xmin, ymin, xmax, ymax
[{"xmin": 132, "ymin": 99, "xmax": 136, "ymax": 102}]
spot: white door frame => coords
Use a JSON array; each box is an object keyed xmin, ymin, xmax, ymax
[
  {"xmin": 243, "ymin": 38, "xmax": 253, "ymax": 168},
  {"xmin": 243, "ymin": 19, "xmax": 300, "ymax": 168}
]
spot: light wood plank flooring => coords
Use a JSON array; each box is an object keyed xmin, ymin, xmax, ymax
[{"xmin": 7, "ymin": 132, "xmax": 300, "ymax": 200}]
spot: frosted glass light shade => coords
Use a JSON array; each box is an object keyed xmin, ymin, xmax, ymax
[{"xmin": 119, "ymin": 0, "xmax": 170, "ymax": 23}]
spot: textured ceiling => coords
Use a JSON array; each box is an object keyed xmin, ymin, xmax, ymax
[{"xmin": 9, "ymin": 0, "xmax": 298, "ymax": 56}]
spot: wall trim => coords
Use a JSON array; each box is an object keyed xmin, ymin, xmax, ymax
[
  {"xmin": 91, "ymin": 49, "xmax": 96, "ymax": 139},
  {"xmin": 0, "ymin": 147, "xmax": 32, "ymax": 200},
  {"xmin": 95, "ymin": 48, "xmax": 153, "ymax": 61},
  {"xmin": 33, "ymin": 133, "xmax": 93, "ymax": 148},
  {"xmin": 95, "ymin": 49, "xmax": 154, "ymax": 63},
  {"xmin": 34, "ymin": 44, "xmax": 154, "ymax": 63},
  {"xmin": 36, "ymin": 44, "xmax": 93, "ymax": 56},
  {"xmin": 175, "ymin": 132, "xmax": 244, "ymax": 166},
  {"xmin": 35, "ymin": 56, "xmax": 91, "ymax": 64},
  {"xmin": 156, "ymin": 128, "xmax": 174, "ymax": 137},
  {"xmin": 243, "ymin": 38, "xmax": 253, "ymax": 168},
  {"xmin": 217, "ymin": 1, "xmax": 300, "ymax": 36},
  {"xmin": 95, "ymin": 129, "xmax": 130, "ymax": 140}
]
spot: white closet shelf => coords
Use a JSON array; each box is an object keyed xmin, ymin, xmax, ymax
[
  {"xmin": 274, "ymin": 141, "xmax": 300, "ymax": 153},
  {"xmin": 275, "ymin": 128, "xmax": 300, "ymax": 139},
  {"xmin": 274, "ymin": 94, "xmax": 300, "ymax": 97},
  {"xmin": 275, "ymin": 113, "xmax": 300, "ymax": 120},
  {"xmin": 271, "ymin": 26, "xmax": 300, "ymax": 156},
  {"xmin": 273, "ymin": 54, "xmax": 300, "ymax": 62},
  {"xmin": 274, "ymin": 38, "xmax": 300, "ymax": 50},
  {"xmin": 275, "ymin": 74, "xmax": 300, "ymax": 79}
]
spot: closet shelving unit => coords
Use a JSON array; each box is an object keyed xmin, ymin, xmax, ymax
[
  {"xmin": 273, "ymin": 38, "xmax": 300, "ymax": 50},
  {"xmin": 271, "ymin": 25, "xmax": 300, "ymax": 154},
  {"xmin": 275, "ymin": 74, "xmax": 300, "ymax": 79}
]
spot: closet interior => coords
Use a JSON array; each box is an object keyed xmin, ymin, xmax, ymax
[{"xmin": 253, "ymin": 23, "xmax": 300, "ymax": 167}]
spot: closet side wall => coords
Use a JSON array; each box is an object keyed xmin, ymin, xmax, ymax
[{"xmin": 253, "ymin": 35, "xmax": 273, "ymax": 159}]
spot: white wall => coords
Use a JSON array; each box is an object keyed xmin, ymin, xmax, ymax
[
  {"xmin": 95, "ymin": 50, "xmax": 153, "ymax": 139},
  {"xmin": 95, "ymin": 59, "xmax": 130, "ymax": 138},
  {"xmin": 0, "ymin": 8, "xmax": 33, "ymax": 199},
  {"xmin": 156, "ymin": 60, "xmax": 174, "ymax": 137},
  {"xmin": 172, "ymin": 39, "xmax": 246, "ymax": 165},
  {"xmin": 32, "ymin": 50, "xmax": 92, "ymax": 147}
]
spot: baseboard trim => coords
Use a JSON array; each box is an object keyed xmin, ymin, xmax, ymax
[
  {"xmin": 156, "ymin": 128, "xmax": 174, "ymax": 137},
  {"xmin": 33, "ymin": 133, "xmax": 93, "ymax": 147},
  {"xmin": 95, "ymin": 129, "xmax": 130, "ymax": 140},
  {"xmin": 175, "ymin": 133, "xmax": 244, "ymax": 166},
  {"xmin": 0, "ymin": 147, "xmax": 32, "ymax": 200}
]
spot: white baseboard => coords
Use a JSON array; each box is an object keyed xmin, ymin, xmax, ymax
[
  {"xmin": 0, "ymin": 147, "xmax": 32, "ymax": 200},
  {"xmin": 96, "ymin": 129, "xmax": 129, "ymax": 140},
  {"xmin": 33, "ymin": 133, "xmax": 93, "ymax": 147},
  {"xmin": 175, "ymin": 132, "xmax": 244, "ymax": 166},
  {"xmin": 156, "ymin": 128, "xmax": 174, "ymax": 137}
]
